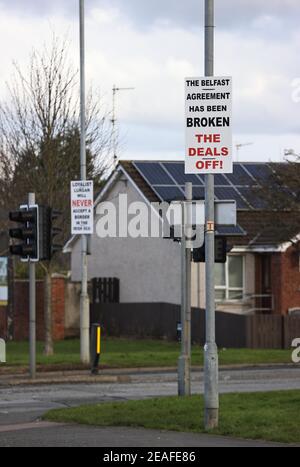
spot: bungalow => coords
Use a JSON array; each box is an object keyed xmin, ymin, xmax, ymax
[{"xmin": 64, "ymin": 161, "xmax": 300, "ymax": 316}]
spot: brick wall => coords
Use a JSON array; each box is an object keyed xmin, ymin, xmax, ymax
[
  {"xmin": 255, "ymin": 249, "xmax": 300, "ymax": 315},
  {"xmin": 13, "ymin": 277, "xmax": 65, "ymax": 341},
  {"xmin": 275, "ymin": 246, "xmax": 300, "ymax": 315}
]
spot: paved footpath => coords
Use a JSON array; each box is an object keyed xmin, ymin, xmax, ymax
[{"xmin": 0, "ymin": 422, "xmax": 289, "ymax": 447}]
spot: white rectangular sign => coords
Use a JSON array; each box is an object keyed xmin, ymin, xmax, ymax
[
  {"xmin": 71, "ymin": 181, "xmax": 94, "ymax": 235},
  {"xmin": 185, "ymin": 76, "xmax": 232, "ymax": 174},
  {"xmin": 167, "ymin": 200, "xmax": 236, "ymax": 227}
]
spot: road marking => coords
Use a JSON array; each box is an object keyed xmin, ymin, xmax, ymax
[{"xmin": 0, "ymin": 421, "xmax": 65, "ymax": 433}]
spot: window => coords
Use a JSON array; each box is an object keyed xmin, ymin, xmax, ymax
[{"xmin": 215, "ymin": 255, "xmax": 244, "ymax": 301}]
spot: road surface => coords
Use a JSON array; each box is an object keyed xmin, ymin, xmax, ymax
[{"xmin": 0, "ymin": 366, "xmax": 299, "ymax": 447}]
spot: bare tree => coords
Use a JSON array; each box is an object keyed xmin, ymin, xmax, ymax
[
  {"xmin": 0, "ymin": 36, "xmax": 113, "ymax": 355},
  {"xmin": 251, "ymin": 155, "xmax": 300, "ymax": 246}
]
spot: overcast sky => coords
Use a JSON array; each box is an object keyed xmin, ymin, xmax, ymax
[{"xmin": 0, "ymin": 0, "xmax": 300, "ymax": 162}]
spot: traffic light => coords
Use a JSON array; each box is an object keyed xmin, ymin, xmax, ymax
[
  {"xmin": 39, "ymin": 206, "xmax": 62, "ymax": 261},
  {"xmin": 9, "ymin": 204, "xmax": 62, "ymax": 262},
  {"xmin": 9, "ymin": 205, "xmax": 39, "ymax": 261},
  {"xmin": 192, "ymin": 243, "xmax": 205, "ymax": 263},
  {"xmin": 192, "ymin": 236, "xmax": 228, "ymax": 264},
  {"xmin": 214, "ymin": 237, "xmax": 227, "ymax": 263},
  {"xmin": 50, "ymin": 209, "xmax": 63, "ymax": 256}
]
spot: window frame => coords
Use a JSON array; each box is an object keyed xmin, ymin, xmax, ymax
[{"xmin": 215, "ymin": 254, "xmax": 245, "ymax": 302}]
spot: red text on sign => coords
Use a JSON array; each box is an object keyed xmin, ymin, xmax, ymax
[
  {"xmin": 188, "ymin": 147, "xmax": 229, "ymax": 157},
  {"xmin": 195, "ymin": 160, "xmax": 223, "ymax": 171},
  {"xmin": 72, "ymin": 200, "xmax": 92, "ymax": 208},
  {"xmin": 195, "ymin": 134, "xmax": 220, "ymax": 143}
]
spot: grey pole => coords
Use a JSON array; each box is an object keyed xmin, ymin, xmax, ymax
[
  {"xmin": 178, "ymin": 182, "xmax": 192, "ymax": 396},
  {"xmin": 204, "ymin": 0, "xmax": 219, "ymax": 430},
  {"xmin": 28, "ymin": 192, "xmax": 36, "ymax": 379},
  {"xmin": 79, "ymin": 0, "xmax": 90, "ymax": 363}
]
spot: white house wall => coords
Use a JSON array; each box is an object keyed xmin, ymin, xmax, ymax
[{"xmin": 71, "ymin": 175, "xmax": 182, "ymax": 304}]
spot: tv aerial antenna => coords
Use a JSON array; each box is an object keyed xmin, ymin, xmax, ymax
[{"xmin": 111, "ymin": 85, "xmax": 135, "ymax": 163}]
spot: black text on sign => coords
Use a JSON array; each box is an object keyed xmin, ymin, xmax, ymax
[{"xmin": 185, "ymin": 77, "xmax": 232, "ymax": 174}]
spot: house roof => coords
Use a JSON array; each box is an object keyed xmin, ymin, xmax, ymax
[
  {"xmin": 64, "ymin": 160, "xmax": 299, "ymax": 253},
  {"xmin": 125, "ymin": 160, "xmax": 277, "ymax": 210},
  {"xmin": 119, "ymin": 161, "xmax": 299, "ymax": 250}
]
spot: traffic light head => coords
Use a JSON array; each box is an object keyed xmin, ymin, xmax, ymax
[
  {"xmin": 9, "ymin": 210, "xmax": 36, "ymax": 223},
  {"xmin": 192, "ymin": 236, "xmax": 228, "ymax": 264},
  {"xmin": 8, "ymin": 206, "xmax": 39, "ymax": 261},
  {"xmin": 192, "ymin": 244, "xmax": 205, "ymax": 263},
  {"xmin": 215, "ymin": 237, "xmax": 227, "ymax": 264},
  {"xmin": 9, "ymin": 204, "xmax": 62, "ymax": 262},
  {"xmin": 39, "ymin": 206, "xmax": 62, "ymax": 261}
]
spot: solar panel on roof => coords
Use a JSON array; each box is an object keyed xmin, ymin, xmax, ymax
[
  {"xmin": 134, "ymin": 162, "xmax": 173, "ymax": 185},
  {"xmin": 214, "ymin": 174, "xmax": 230, "ymax": 185},
  {"xmin": 216, "ymin": 225, "xmax": 246, "ymax": 236},
  {"xmin": 215, "ymin": 187, "xmax": 249, "ymax": 209},
  {"xmin": 226, "ymin": 165, "xmax": 253, "ymax": 185},
  {"xmin": 193, "ymin": 187, "xmax": 205, "ymax": 199},
  {"xmin": 197, "ymin": 174, "xmax": 205, "ymax": 184},
  {"xmin": 162, "ymin": 162, "xmax": 204, "ymax": 185},
  {"xmin": 132, "ymin": 161, "xmax": 272, "ymax": 210},
  {"xmin": 153, "ymin": 186, "xmax": 184, "ymax": 201},
  {"xmin": 238, "ymin": 188, "xmax": 267, "ymax": 209},
  {"xmin": 244, "ymin": 164, "xmax": 272, "ymax": 181}
]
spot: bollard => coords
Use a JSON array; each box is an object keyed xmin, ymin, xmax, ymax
[
  {"xmin": 90, "ymin": 323, "xmax": 101, "ymax": 375},
  {"xmin": 176, "ymin": 321, "xmax": 182, "ymax": 342},
  {"xmin": 0, "ymin": 339, "xmax": 6, "ymax": 363}
]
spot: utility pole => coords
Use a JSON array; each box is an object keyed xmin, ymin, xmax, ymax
[
  {"xmin": 178, "ymin": 182, "xmax": 192, "ymax": 396},
  {"xmin": 28, "ymin": 192, "xmax": 36, "ymax": 379},
  {"xmin": 204, "ymin": 0, "xmax": 219, "ymax": 429},
  {"xmin": 111, "ymin": 85, "xmax": 134, "ymax": 163},
  {"xmin": 79, "ymin": 0, "xmax": 90, "ymax": 363}
]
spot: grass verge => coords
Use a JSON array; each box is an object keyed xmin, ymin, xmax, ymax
[
  {"xmin": 44, "ymin": 391, "xmax": 300, "ymax": 444},
  {"xmin": 5, "ymin": 338, "xmax": 293, "ymax": 368}
]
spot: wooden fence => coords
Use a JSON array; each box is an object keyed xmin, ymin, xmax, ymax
[
  {"xmin": 91, "ymin": 278, "xmax": 120, "ymax": 304},
  {"xmin": 91, "ymin": 302, "xmax": 300, "ymax": 349}
]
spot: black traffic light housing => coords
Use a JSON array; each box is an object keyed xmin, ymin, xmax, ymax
[
  {"xmin": 39, "ymin": 206, "xmax": 62, "ymax": 261},
  {"xmin": 9, "ymin": 205, "xmax": 39, "ymax": 261},
  {"xmin": 192, "ymin": 236, "xmax": 229, "ymax": 264},
  {"xmin": 9, "ymin": 204, "xmax": 62, "ymax": 262}
]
